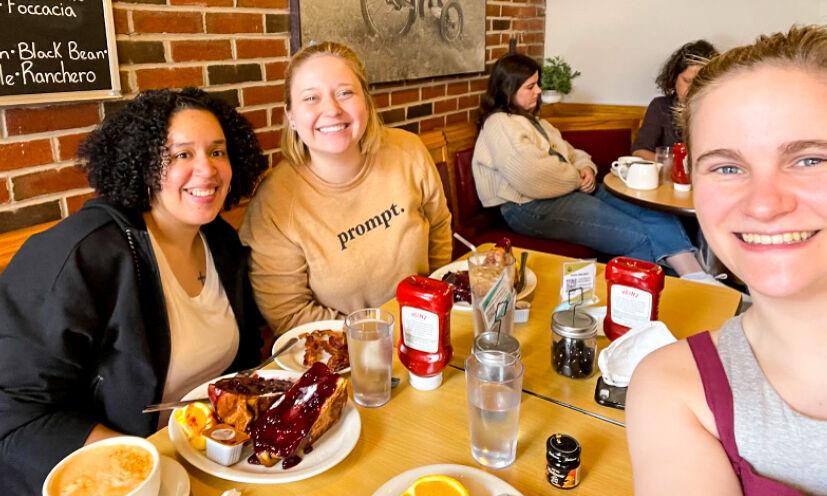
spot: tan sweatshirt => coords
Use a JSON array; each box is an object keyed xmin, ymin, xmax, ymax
[
  {"xmin": 239, "ymin": 128, "xmax": 453, "ymax": 334},
  {"xmin": 472, "ymin": 112, "xmax": 597, "ymax": 207}
]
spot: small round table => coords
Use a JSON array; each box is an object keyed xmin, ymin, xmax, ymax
[{"xmin": 603, "ymin": 173, "xmax": 694, "ymax": 216}]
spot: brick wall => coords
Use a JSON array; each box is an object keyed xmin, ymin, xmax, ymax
[{"xmin": 0, "ymin": 0, "xmax": 544, "ymax": 233}]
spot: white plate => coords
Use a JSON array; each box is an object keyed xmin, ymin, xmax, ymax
[
  {"xmin": 372, "ymin": 463, "xmax": 524, "ymax": 496},
  {"xmin": 272, "ymin": 320, "xmax": 348, "ymax": 373},
  {"xmin": 159, "ymin": 456, "xmax": 190, "ymax": 496},
  {"xmin": 168, "ymin": 369, "xmax": 360, "ymax": 484},
  {"xmin": 429, "ymin": 260, "xmax": 538, "ymax": 312}
]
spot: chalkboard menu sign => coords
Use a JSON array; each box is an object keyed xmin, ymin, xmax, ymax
[{"xmin": 0, "ymin": 0, "xmax": 120, "ymax": 105}]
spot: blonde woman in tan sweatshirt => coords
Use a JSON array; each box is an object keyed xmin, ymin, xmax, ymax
[{"xmin": 240, "ymin": 42, "xmax": 452, "ymax": 334}]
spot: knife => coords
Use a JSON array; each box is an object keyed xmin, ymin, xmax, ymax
[{"xmin": 141, "ymin": 336, "xmax": 299, "ymax": 414}]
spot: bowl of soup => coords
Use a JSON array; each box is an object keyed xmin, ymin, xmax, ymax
[{"xmin": 43, "ymin": 436, "xmax": 161, "ymax": 496}]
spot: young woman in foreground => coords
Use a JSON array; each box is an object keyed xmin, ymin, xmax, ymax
[
  {"xmin": 240, "ymin": 41, "xmax": 452, "ymax": 334},
  {"xmin": 627, "ymin": 26, "xmax": 827, "ymax": 494}
]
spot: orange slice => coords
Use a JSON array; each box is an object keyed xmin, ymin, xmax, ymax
[
  {"xmin": 173, "ymin": 402, "xmax": 216, "ymax": 450},
  {"xmin": 401, "ymin": 474, "xmax": 470, "ymax": 496}
]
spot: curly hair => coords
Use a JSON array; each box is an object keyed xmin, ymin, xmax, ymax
[
  {"xmin": 78, "ymin": 87, "xmax": 268, "ymax": 211},
  {"xmin": 656, "ymin": 40, "xmax": 719, "ymax": 96},
  {"xmin": 281, "ymin": 41, "xmax": 383, "ymax": 168},
  {"xmin": 477, "ymin": 53, "xmax": 541, "ymax": 128}
]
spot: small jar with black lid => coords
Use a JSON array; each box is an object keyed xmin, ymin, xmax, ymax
[
  {"xmin": 551, "ymin": 308, "xmax": 597, "ymax": 379},
  {"xmin": 546, "ymin": 433, "xmax": 581, "ymax": 489}
]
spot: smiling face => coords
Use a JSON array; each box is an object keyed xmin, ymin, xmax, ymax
[
  {"xmin": 675, "ymin": 64, "xmax": 701, "ymax": 103},
  {"xmin": 691, "ymin": 65, "xmax": 827, "ymax": 299},
  {"xmin": 150, "ymin": 109, "xmax": 231, "ymax": 231},
  {"xmin": 286, "ymin": 54, "xmax": 368, "ymax": 164},
  {"xmin": 513, "ymin": 71, "xmax": 541, "ymax": 112}
]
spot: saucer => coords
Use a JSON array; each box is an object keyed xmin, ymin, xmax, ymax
[{"xmin": 160, "ymin": 456, "xmax": 190, "ymax": 496}]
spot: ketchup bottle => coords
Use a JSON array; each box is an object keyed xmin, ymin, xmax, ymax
[
  {"xmin": 396, "ymin": 275, "xmax": 453, "ymax": 390},
  {"xmin": 671, "ymin": 142, "xmax": 691, "ymax": 191},
  {"xmin": 603, "ymin": 257, "xmax": 665, "ymax": 341}
]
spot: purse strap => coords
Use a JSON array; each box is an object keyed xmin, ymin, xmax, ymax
[{"xmin": 528, "ymin": 117, "xmax": 568, "ymax": 163}]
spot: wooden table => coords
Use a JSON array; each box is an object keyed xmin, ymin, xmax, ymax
[
  {"xmin": 389, "ymin": 246, "xmax": 741, "ymax": 425},
  {"xmin": 603, "ymin": 173, "xmax": 695, "ymax": 216},
  {"xmin": 148, "ymin": 366, "xmax": 633, "ymax": 495},
  {"xmin": 145, "ymin": 245, "xmax": 737, "ymax": 494}
]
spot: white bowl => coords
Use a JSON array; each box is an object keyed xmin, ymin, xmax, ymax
[{"xmin": 43, "ymin": 435, "xmax": 161, "ymax": 496}]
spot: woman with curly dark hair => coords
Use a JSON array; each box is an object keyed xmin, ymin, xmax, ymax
[
  {"xmin": 632, "ymin": 40, "xmax": 719, "ymax": 161},
  {"xmin": 0, "ymin": 88, "xmax": 268, "ymax": 493}
]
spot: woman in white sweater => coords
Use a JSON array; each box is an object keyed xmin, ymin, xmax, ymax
[{"xmin": 473, "ymin": 53, "xmax": 708, "ymax": 277}]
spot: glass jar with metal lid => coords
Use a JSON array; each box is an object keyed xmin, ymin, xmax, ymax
[
  {"xmin": 551, "ymin": 308, "xmax": 597, "ymax": 378},
  {"xmin": 473, "ymin": 331, "xmax": 521, "ymax": 360}
]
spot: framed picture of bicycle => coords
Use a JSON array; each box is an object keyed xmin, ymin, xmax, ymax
[{"xmin": 291, "ymin": 0, "xmax": 485, "ymax": 83}]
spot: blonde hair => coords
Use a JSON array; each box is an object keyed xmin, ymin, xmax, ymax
[
  {"xmin": 680, "ymin": 25, "xmax": 827, "ymax": 151},
  {"xmin": 280, "ymin": 41, "xmax": 383, "ymax": 167}
]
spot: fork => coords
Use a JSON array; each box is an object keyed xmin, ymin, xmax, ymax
[
  {"xmin": 236, "ymin": 336, "xmax": 299, "ymax": 376},
  {"xmin": 142, "ymin": 337, "xmax": 299, "ymax": 413}
]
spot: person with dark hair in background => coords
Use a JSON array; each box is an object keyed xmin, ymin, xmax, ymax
[
  {"xmin": 473, "ymin": 52, "xmax": 711, "ymax": 278},
  {"xmin": 633, "ymin": 40, "xmax": 719, "ymax": 161},
  {"xmin": 0, "ymin": 88, "xmax": 268, "ymax": 493}
]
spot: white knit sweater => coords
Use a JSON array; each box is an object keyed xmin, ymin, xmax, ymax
[{"xmin": 472, "ymin": 112, "xmax": 597, "ymax": 207}]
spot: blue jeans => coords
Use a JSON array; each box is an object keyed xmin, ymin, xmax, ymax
[{"xmin": 500, "ymin": 186, "xmax": 695, "ymax": 263}]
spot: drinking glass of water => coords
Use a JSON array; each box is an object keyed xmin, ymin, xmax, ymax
[
  {"xmin": 465, "ymin": 349, "xmax": 524, "ymax": 468},
  {"xmin": 655, "ymin": 146, "xmax": 673, "ymax": 185},
  {"xmin": 345, "ymin": 308, "xmax": 394, "ymax": 408}
]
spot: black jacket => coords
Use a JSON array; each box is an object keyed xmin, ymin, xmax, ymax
[{"xmin": 0, "ymin": 199, "xmax": 263, "ymax": 493}]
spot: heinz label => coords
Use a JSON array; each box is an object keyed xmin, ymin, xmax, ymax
[
  {"xmin": 401, "ymin": 306, "xmax": 439, "ymax": 353},
  {"xmin": 609, "ymin": 284, "xmax": 653, "ymax": 328}
]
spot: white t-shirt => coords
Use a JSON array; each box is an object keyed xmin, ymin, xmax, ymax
[{"xmin": 150, "ymin": 232, "xmax": 239, "ymax": 412}]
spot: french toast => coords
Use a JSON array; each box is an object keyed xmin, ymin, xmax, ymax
[
  {"xmin": 207, "ymin": 375, "xmax": 294, "ymax": 433},
  {"xmin": 250, "ymin": 362, "xmax": 350, "ymax": 468}
]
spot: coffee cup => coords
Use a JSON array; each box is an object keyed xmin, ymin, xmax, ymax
[
  {"xmin": 610, "ymin": 156, "xmax": 640, "ymax": 176},
  {"xmin": 43, "ymin": 436, "xmax": 161, "ymax": 496},
  {"xmin": 614, "ymin": 160, "xmax": 660, "ymax": 190}
]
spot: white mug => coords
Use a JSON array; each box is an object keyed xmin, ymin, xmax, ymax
[
  {"xmin": 610, "ymin": 156, "xmax": 640, "ymax": 175},
  {"xmin": 613, "ymin": 160, "xmax": 661, "ymax": 190}
]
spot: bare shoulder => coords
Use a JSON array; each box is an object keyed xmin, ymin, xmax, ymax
[
  {"xmin": 626, "ymin": 340, "xmax": 702, "ymax": 438},
  {"xmin": 626, "ymin": 336, "xmax": 741, "ymax": 494},
  {"xmin": 629, "ymin": 339, "xmax": 698, "ymax": 400}
]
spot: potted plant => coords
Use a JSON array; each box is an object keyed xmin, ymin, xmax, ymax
[{"xmin": 540, "ymin": 56, "xmax": 581, "ymax": 104}]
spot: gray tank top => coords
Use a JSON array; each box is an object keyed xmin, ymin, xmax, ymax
[{"xmin": 717, "ymin": 316, "xmax": 827, "ymax": 494}]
